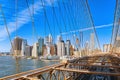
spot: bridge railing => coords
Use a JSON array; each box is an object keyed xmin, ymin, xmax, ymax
[
  {"xmin": 0, "ymin": 54, "xmax": 120, "ymax": 80},
  {"xmin": 0, "ymin": 63, "xmax": 66, "ymax": 80}
]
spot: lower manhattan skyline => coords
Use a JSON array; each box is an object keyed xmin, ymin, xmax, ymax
[
  {"xmin": 0, "ymin": 0, "xmax": 115, "ymax": 52},
  {"xmin": 0, "ymin": 0, "xmax": 120, "ymax": 79}
]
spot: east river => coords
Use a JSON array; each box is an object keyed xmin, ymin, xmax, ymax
[{"xmin": 0, "ymin": 56, "xmax": 59, "ymax": 78}]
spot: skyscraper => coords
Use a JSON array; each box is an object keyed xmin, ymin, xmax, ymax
[
  {"xmin": 103, "ymin": 44, "xmax": 112, "ymax": 52},
  {"xmin": 32, "ymin": 43, "xmax": 39, "ymax": 58},
  {"xmin": 66, "ymin": 40, "xmax": 71, "ymax": 56},
  {"xmin": 76, "ymin": 38, "xmax": 79, "ymax": 51},
  {"xmin": 103, "ymin": 44, "xmax": 108, "ymax": 52},
  {"xmin": 38, "ymin": 37, "xmax": 44, "ymax": 56},
  {"xmin": 43, "ymin": 45, "xmax": 47, "ymax": 56},
  {"xmin": 84, "ymin": 41, "xmax": 89, "ymax": 56},
  {"xmin": 25, "ymin": 45, "xmax": 32, "ymax": 57},
  {"xmin": 50, "ymin": 45, "xmax": 55, "ymax": 56},
  {"xmin": 21, "ymin": 39, "xmax": 27, "ymax": 56},
  {"xmin": 57, "ymin": 40, "xmax": 65, "ymax": 57},
  {"xmin": 46, "ymin": 45, "xmax": 50, "ymax": 55},
  {"xmin": 70, "ymin": 45, "xmax": 74, "ymax": 56},
  {"xmin": 45, "ymin": 34, "xmax": 53, "ymax": 55},
  {"xmin": 115, "ymin": 36, "xmax": 120, "ymax": 47},
  {"xmin": 45, "ymin": 34, "xmax": 52, "ymax": 45},
  {"xmin": 90, "ymin": 33, "xmax": 94, "ymax": 50},
  {"xmin": 13, "ymin": 37, "xmax": 22, "ymax": 56},
  {"xmin": 54, "ymin": 44, "xmax": 57, "ymax": 55},
  {"xmin": 57, "ymin": 35, "xmax": 62, "ymax": 42}
]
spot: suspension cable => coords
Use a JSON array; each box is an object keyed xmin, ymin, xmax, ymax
[
  {"xmin": 40, "ymin": 0, "xmax": 53, "ymax": 42},
  {"xmin": 25, "ymin": 0, "xmax": 38, "ymax": 41},
  {"xmin": 57, "ymin": 1, "xmax": 68, "ymax": 40},
  {"xmin": 15, "ymin": 0, "xmax": 18, "ymax": 37},
  {"xmin": 86, "ymin": 0, "xmax": 101, "ymax": 50},
  {"xmin": 49, "ymin": 0, "xmax": 62, "ymax": 43},
  {"xmin": 82, "ymin": 0, "xmax": 92, "ymax": 49},
  {"xmin": 61, "ymin": 0, "xmax": 73, "ymax": 32},
  {"xmin": 60, "ymin": 0, "xmax": 78, "ymax": 48},
  {"xmin": 111, "ymin": 0, "xmax": 119, "ymax": 48},
  {"xmin": 32, "ymin": 0, "xmax": 34, "ymax": 17},
  {"xmin": 0, "ymin": 5, "xmax": 14, "ymax": 54}
]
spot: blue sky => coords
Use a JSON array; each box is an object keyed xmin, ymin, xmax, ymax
[
  {"xmin": 89, "ymin": 0, "xmax": 115, "ymax": 48},
  {"xmin": 0, "ymin": 0, "xmax": 116, "ymax": 52}
]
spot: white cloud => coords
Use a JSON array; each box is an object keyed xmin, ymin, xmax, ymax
[
  {"xmin": 45, "ymin": 0, "xmax": 57, "ymax": 6},
  {"xmin": 61, "ymin": 23, "xmax": 113, "ymax": 35},
  {"xmin": 0, "ymin": 0, "xmax": 56, "ymax": 41}
]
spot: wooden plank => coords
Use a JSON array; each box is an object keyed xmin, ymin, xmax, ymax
[
  {"xmin": 55, "ymin": 68, "xmax": 120, "ymax": 76},
  {"xmin": 15, "ymin": 77, "xmax": 31, "ymax": 80},
  {"xmin": 69, "ymin": 63, "xmax": 120, "ymax": 68}
]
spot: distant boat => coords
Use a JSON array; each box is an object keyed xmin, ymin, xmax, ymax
[
  {"xmin": 39, "ymin": 55, "xmax": 60, "ymax": 61},
  {"xmin": 47, "ymin": 55, "xmax": 60, "ymax": 60},
  {"xmin": 27, "ymin": 57, "xmax": 32, "ymax": 59}
]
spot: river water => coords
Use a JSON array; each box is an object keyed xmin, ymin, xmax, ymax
[{"xmin": 0, "ymin": 56, "xmax": 59, "ymax": 78}]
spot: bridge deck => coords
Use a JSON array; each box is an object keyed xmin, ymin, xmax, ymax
[{"xmin": 0, "ymin": 54, "xmax": 120, "ymax": 80}]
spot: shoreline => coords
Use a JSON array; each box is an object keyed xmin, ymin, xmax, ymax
[{"xmin": 40, "ymin": 59, "xmax": 60, "ymax": 62}]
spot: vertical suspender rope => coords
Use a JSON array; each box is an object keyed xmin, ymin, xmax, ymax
[
  {"xmin": 25, "ymin": 0, "xmax": 38, "ymax": 41},
  {"xmin": 57, "ymin": 1, "xmax": 68, "ymax": 40},
  {"xmin": 49, "ymin": 0, "xmax": 62, "ymax": 43},
  {"xmin": 15, "ymin": 0, "xmax": 18, "ymax": 37},
  {"xmin": 32, "ymin": 0, "xmax": 34, "ymax": 17},
  {"xmin": 40, "ymin": 0, "xmax": 53, "ymax": 40},
  {"xmin": 86, "ymin": 0, "xmax": 101, "ymax": 50}
]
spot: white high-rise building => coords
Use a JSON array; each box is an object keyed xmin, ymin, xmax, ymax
[
  {"xmin": 47, "ymin": 46, "xmax": 50, "ymax": 54},
  {"xmin": 48, "ymin": 34, "xmax": 52, "ymax": 44},
  {"xmin": 103, "ymin": 44, "xmax": 112, "ymax": 52},
  {"xmin": 57, "ymin": 35, "xmax": 62, "ymax": 42},
  {"xmin": 84, "ymin": 41, "xmax": 89, "ymax": 56},
  {"xmin": 21, "ymin": 39, "xmax": 27, "ymax": 56},
  {"xmin": 66, "ymin": 40, "xmax": 71, "ymax": 56},
  {"xmin": 57, "ymin": 40, "xmax": 65, "ymax": 57},
  {"xmin": 90, "ymin": 33, "xmax": 94, "ymax": 50},
  {"xmin": 45, "ymin": 34, "xmax": 52, "ymax": 45},
  {"xmin": 32, "ymin": 43, "xmax": 39, "ymax": 58},
  {"xmin": 45, "ymin": 34, "xmax": 53, "ymax": 55}
]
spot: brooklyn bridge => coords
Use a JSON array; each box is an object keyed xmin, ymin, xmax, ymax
[{"xmin": 0, "ymin": 0, "xmax": 120, "ymax": 80}]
